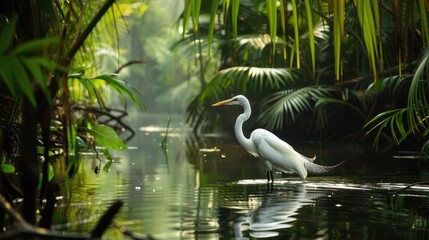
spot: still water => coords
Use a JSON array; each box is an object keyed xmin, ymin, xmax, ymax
[{"xmin": 53, "ymin": 114, "xmax": 429, "ymax": 239}]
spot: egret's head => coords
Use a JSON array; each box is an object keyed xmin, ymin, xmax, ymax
[{"xmin": 212, "ymin": 95, "xmax": 248, "ymax": 107}]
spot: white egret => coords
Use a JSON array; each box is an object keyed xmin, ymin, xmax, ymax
[{"xmin": 212, "ymin": 95, "xmax": 341, "ymax": 182}]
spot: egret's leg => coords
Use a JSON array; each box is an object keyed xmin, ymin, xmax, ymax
[{"xmin": 264, "ymin": 161, "xmax": 274, "ymax": 182}]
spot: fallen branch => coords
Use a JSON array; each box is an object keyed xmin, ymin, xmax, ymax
[
  {"xmin": 0, "ymin": 194, "xmax": 153, "ymax": 239},
  {"xmin": 0, "ymin": 193, "xmax": 88, "ymax": 239}
]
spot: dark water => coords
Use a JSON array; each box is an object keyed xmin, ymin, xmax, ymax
[{"xmin": 52, "ymin": 114, "xmax": 429, "ymax": 239}]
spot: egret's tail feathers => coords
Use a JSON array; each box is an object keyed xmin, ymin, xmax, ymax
[{"xmin": 304, "ymin": 160, "xmax": 344, "ymax": 174}]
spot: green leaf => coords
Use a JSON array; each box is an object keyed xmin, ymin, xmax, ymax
[
  {"xmin": 207, "ymin": 0, "xmax": 218, "ymax": 55},
  {"xmin": 103, "ymin": 148, "xmax": 113, "ymax": 161},
  {"xmin": 22, "ymin": 57, "xmax": 52, "ymax": 101},
  {"xmin": 10, "ymin": 57, "xmax": 37, "ymax": 106},
  {"xmin": 0, "ymin": 17, "xmax": 16, "ymax": 54},
  {"xmin": 13, "ymin": 37, "xmax": 58, "ymax": 55},
  {"xmin": 1, "ymin": 155, "xmax": 15, "ymax": 173},
  {"xmin": 1, "ymin": 163, "xmax": 15, "ymax": 173},
  {"xmin": 333, "ymin": 0, "xmax": 344, "ymax": 80},
  {"xmin": 191, "ymin": 0, "xmax": 201, "ymax": 32},
  {"xmin": 266, "ymin": 0, "xmax": 277, "ymax": 56},
  {"xmin": 0, "ymin": 56, "xmax": 18, "ymax": 97},
  {"xmin": 182, "ymin": 0, "xmax": 192, "ymax": 36},
  {"xmin": 103, "ymin": 161, "xmax": 112, "ymax": 172},
  {"xmin": 38, "ymin": 162, "xmax": 54, "ymax": 189},
  {"xmin": 94, "ymin": 74, "xmax": 146, "ymax": 111},
  {"xmin": 290, "ymin": 0, "xmax": 300, "ymax": 69},
  {"xmin": 231, "ymin": 0, "xmax": 240, "ymax": 39},
  {"xmin": 87, "ymin": 124, "xmax": 127, "ymax": 150},
  {"xmin": 304, "ymin": 0, "xmax": 315, "ymax": 75}
]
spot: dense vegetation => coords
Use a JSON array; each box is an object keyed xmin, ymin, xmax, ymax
[
  {"xmin": 183, "ymin": 1, "xmax": 429, "ymax": 160},
  {"xmin": 0, "ymin": 0, "xmax": 147, "ymax": 238},
  {"xmin": 0, "ymin": 0, "xmax": 429, "ymax": 238}
]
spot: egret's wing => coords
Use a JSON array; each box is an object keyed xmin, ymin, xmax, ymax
[
  {"xmin": 304, "ymin": 160, "xmax": 344, "ymax": 173},
  {"xmin": 251, "ymin": 129, "xmax": 314, "ymax": 161},
  {"xmin": 250, "ymin": 129, "xmax": 298, "ymax": 172}
]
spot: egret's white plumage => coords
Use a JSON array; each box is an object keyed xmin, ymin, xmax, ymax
[{"xmin": 212, "ymin": 95, "xmax": 341, "ymax": 181}]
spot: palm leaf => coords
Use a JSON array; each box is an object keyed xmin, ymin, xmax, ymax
[
  {"xmin": 258, "ymin": 86, "xmax": 336, "ymax": 130},
  {"xmin": 200, "ymin": 66, "xmax": 295, "ymax": 101},
  {"xmin": 364, "ymin": 108, "xmax": 410, "ymax": 149},
  {"xmin": 94, "ymin": 74, "xmax": 146, "ymax": 111},
  {"xmin": 408, "ymin": 47, "xmax": 429, "ymax": 133}
]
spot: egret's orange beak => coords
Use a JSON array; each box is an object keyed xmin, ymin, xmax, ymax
[{"xmin": 212, "ymin": 98, "xmax": 233, "ymax": 107}]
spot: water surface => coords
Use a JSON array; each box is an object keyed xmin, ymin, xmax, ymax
[{"xmin": 53, "ymin": 114, "xmax": 429, "ymax": 239}]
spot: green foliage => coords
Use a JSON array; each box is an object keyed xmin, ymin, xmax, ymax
[
  {"xmin": 86, "ymin": 124, "xmax": 127, "ymax": 150},
  {"xmin": 1, "ymin": 155, "xmax": 15, "ymax": 173},
  {"xmin": 68, "ymin": 73, "xmax": 146, "ymax": 110},
  {"xmin": 182, "ymin": 0, "xmax": 429, "ymax": 154},
  {"xmin": 38, "ymin": 162, "xmax": 54, "ymax": 189},
  {"xmin": 365, "ymin": 47, "xmax": 429, "ymax": 149},
  {"xmin": 258, "ymin": 86, "xmax": 336, "ymax": 130},
  {"xmin": 0, "ymin": 18, "xmax": 57, "ymax": 106},
  {"xmin": 408, "ymin": 47, "xmax": 429, "ymax": 134},
  {"xmin": 364, "ymin": 109, "xmax": 410, "ymax": 149}
]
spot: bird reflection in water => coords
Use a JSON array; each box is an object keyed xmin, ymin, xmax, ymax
[{"xmin": 233, "ymin": 185, "xmax": 324, "ymax": 239}]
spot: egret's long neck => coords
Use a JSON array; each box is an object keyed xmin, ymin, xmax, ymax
[{"xmin": 235, "ymin": 102, "xmax": 253, "ymax": 151}]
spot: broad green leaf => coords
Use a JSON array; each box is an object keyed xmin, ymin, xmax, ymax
[
  {"xmin": 87, "ymin": 124, "xmax": 127, "ymax": 150},
  {"xmin": 1, "ymin": 163, "xmax": 15, "ymax": 173}
]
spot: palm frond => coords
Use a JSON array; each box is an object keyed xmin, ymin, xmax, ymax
[
  {"xmin": 258, "ymin": 86, "xmax": 337, "ymax": 131},
  {"xmin": 364, "ymin": 108, "xmax": 410, "ymax": 149},
  {"xmin": 408, "ymin": 47, "xmax": 429, "ymax": 133},
  {"xmin": 200, "ymin": 66, "xmax": 297, "ymax": 100}
]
